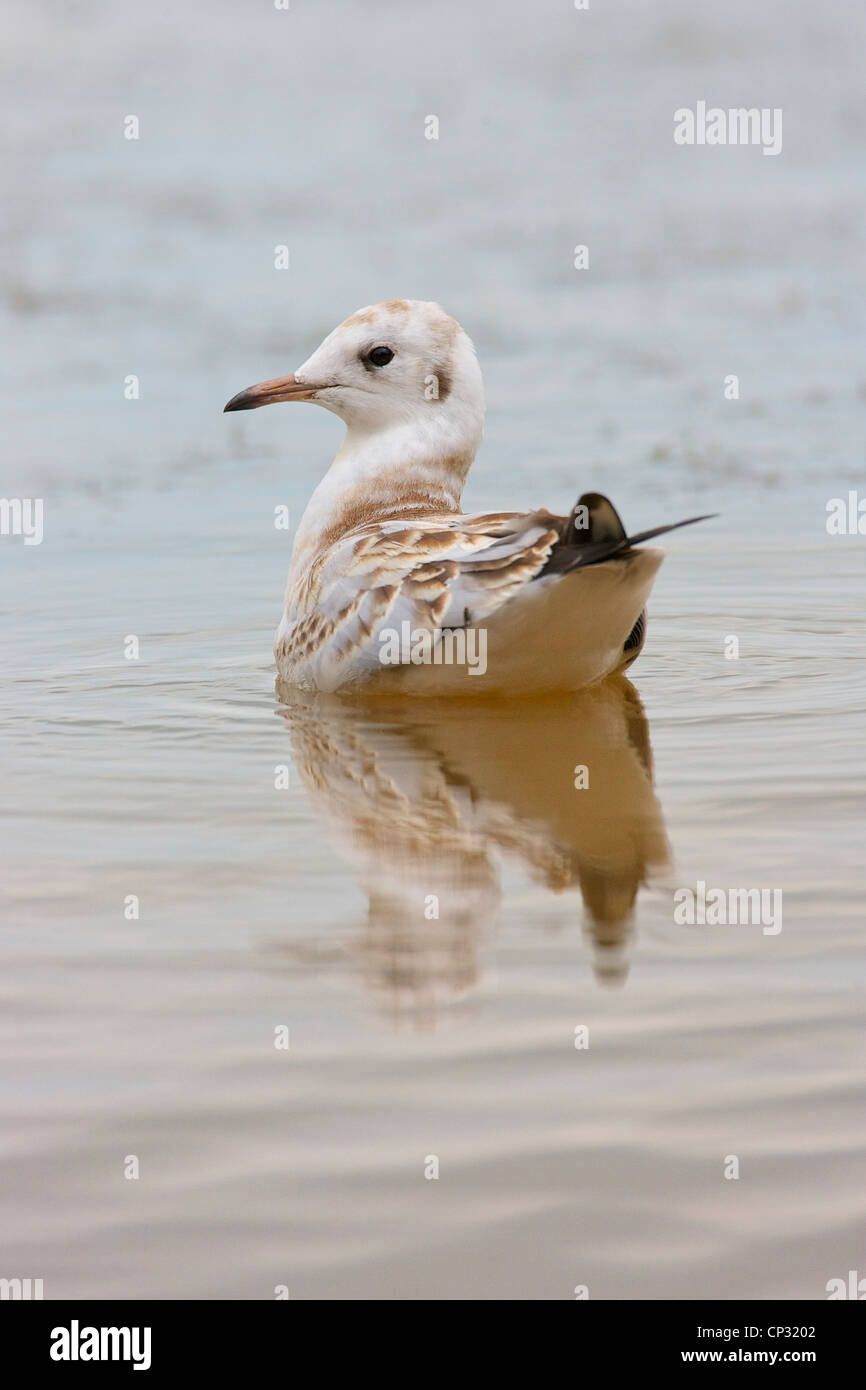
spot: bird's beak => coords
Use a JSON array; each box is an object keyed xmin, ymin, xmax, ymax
[{"xmin": 223, "ymin": 374, "xmax": 321, "ymax": 412}]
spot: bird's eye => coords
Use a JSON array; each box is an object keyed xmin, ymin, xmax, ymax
[{"xmin": 367, "ymin": 345, "xmax": 394, "ymax": 367}]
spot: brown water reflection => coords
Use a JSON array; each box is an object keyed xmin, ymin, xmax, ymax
[{"xmin": 277, "ymin": 676, "xmax": 670, "ymax": 1019}]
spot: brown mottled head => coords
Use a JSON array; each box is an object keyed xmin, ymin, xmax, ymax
[{"xmin": 224, "ymin": 300, "xmax": 483, "ymax": 436}]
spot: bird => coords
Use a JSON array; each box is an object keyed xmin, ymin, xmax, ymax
[{"xmin": 224, "ymin": 299, "xmax": 710, "ymax": 695}]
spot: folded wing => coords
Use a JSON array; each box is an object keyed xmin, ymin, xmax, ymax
[{"xmin": 280, "ymin": 510, "xmax": 562, "ymax": 686}]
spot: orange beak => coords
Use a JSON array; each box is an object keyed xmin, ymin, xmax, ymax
[{"xmin": 223, "ymin": 374, "xmax": 321, "ymax": 412}]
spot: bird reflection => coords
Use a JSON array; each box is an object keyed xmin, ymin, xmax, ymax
[{"xmin": 275, "ymin": 675, "xmax": 670, "ymax": 1023}]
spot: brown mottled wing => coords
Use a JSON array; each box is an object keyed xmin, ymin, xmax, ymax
[{"xmin": 289, "ymin": 510, "xmax": 564, "ymax": 680}]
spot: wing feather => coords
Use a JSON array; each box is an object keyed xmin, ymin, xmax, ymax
[{"xmin": 278, "ymin": 511, "xmax": 562, "ymax": 685}]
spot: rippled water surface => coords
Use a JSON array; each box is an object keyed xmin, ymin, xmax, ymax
[{"xmin": 1, "ymin": 0, "xmax": 865, "ymax": 1298}]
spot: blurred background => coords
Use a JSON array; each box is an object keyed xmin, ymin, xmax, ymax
[{"xmin": 1, "ymin": 0, "xmax": 865, "ymax": 1299}]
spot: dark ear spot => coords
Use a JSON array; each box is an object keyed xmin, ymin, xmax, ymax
[{"xmin": 431, "ymin": 362, "xmax": 452, "ymax": 401}]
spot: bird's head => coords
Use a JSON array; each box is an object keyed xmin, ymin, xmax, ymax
[{"xmin": 224, "ymin": 299, "xmax": 485, "ymax": 445}]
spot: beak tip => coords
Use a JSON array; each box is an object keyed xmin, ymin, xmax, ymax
[{"xmin": 222, "ymin": 374, "xmax": 313, "ymax": 413}]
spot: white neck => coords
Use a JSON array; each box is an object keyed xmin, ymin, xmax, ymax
[{"xmin": 291, "ymin": 403, "xmax": 483, "ymax": 567}]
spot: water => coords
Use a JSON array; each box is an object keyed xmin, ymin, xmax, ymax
[{"xmin": 1, "ymin": 0, "xmax": 865, "ymax": 1299}]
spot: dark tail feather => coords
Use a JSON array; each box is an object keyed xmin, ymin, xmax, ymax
[{"xmin": 542, "ymin": 492, "xmax": 715, "ymax": 575}]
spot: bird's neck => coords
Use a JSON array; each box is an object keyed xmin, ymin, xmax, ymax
[{"xmin": 290, "ymin": 414, "xmax": 480, "ymax": 569}]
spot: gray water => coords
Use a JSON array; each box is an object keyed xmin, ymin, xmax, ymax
[{"xmin": 1, "ymin": 0, "xmax": 865, "ymax": 1299}]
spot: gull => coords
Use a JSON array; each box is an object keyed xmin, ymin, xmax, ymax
[{"xmin": 224, "ymin": 300, "xmax": 709, "ymax": 694}]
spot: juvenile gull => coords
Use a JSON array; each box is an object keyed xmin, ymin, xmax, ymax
[{"xmin": 225, "ymin": 300, "xmax": 708, "ymax": 694}]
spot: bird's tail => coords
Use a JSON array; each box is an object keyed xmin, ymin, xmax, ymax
[{"xmin": 543, "ymin": 492, "xmax": 715, "ymax": 575}]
